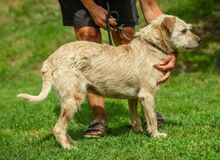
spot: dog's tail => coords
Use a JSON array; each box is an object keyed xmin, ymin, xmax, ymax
[{"xmin": 17, "ymin": 63, "xmax": 52, "ymax": 102}]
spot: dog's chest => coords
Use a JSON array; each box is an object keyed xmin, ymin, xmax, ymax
[{"xmin": 88, "ymin": 84, "xmax": 140, "ymax": 99}]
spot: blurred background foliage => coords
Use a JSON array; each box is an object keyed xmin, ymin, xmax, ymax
[
  {"xmin": 159, "ymin": 0, "xmax": 220, "ymax": 20},
  {"xmin": 0, "ymin": 0, "xmax": 220, "ymax": 81}
]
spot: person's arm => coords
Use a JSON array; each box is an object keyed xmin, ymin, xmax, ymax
[
  {"xmin": 139, "ymin": 0, "xmax": 177, "ymax": 83},
  {"xmin": 139, "ymin": 0, "xmax": 163, "ymax": 23},
  {"xmin": 80, "ymin": 0, "xmax": 117, "ymax": 29}
]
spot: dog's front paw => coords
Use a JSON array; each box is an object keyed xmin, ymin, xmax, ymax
[
  {"xmin": 152, "ymin": 132, "xmax": 167, "ymax": 138},
  {"xmin": 62, "ymin": 143, "xmax": 72, "ymax": 149}
]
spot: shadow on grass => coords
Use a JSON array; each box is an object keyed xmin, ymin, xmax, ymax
[
  {"xmin": 34, "ymin": 119, "xmax": 184, "ymax": 147},
  {"xmin": 52, "ymin": 100, "xmax": 129, "ymax": 125},
  {"xmin": 50, "ymin": 100, "xmax": 131, "ymax": 139},
  {"xmin": 164, "ymin": 120, "xmax": 183, "ymax": 126},
  {"xmin": 107, "ymin": 124, "xmax": 134, "ymax": 137},
  {"xmin": 51, "ymin": 99, "xmax": 184, "ymax": 139}
]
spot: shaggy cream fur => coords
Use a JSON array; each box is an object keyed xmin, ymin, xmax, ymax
[{"xmin": 17, "ymin": 15, "xmax": 200, "ymax": 149}]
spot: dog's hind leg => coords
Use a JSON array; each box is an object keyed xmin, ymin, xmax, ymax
[
  {"xmin": 128, "ymin": 99, "xmax": 143, "ymax": 132},
  {"xmin": 138, "ymin": 91, "xmax": 167, "ymax": 138},
  {"xmin": 53, "ymin": 89, "xmax": 84, "ymax": 149}
]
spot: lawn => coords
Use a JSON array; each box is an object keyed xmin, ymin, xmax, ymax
[
  {"xmin": 1, "ymin": 72, "xmax": 220, "ymax": 159},
  {"xmin": 0, "ymin": 0, "xmax": 220, "ymax": 160}
]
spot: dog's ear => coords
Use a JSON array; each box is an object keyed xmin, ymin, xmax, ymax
[{"xmin": 161, "ymin": 16, "xmax": 176, "ymax": 33}]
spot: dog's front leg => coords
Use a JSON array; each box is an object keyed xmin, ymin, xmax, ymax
[
  {"xmin": 128, "ymin": 99, "xmax": 143, "ymax": 132},
  {"xmin": 138, "ymin": 90, "xmax": 167, "ymax": 138}
]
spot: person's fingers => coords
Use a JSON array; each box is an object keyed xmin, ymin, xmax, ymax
[
  {"xmin": 110, "ymin": 16, "xmax": 116, "ymax": 22},
  {"xmin": 110, "ymin": 27, "xmax": 117, "ymax": 31},
  {"xmin": 154, "ymin": 55, "xmax": 176, "ymax": 72},
  {"xmin": 95, "ymin": 19, "xmax": 107, "ymax": 29},
  {"xmin": 159, "ymin": 56, "xmax": 173, "ymax": 65},
  {"xmin": 157, "ymin": 71, "xmax": 171, "ymax": 84},
  {"xmin": 154, "ymin": 54, "xmax": 177, "ymax": 84},
  {"xmin": 109, "ymin": 18, "xmax": 117, "ymax": 26},
  {"xmin": 99, "ymin": 18, "xmax": 117, "ymax": 29},
  {"xmin": 154, "ymin": 64, "xmax": 166, "ymax": 72},
  {"xmin": 154, "ymin": 61, "xmax": 175, "ymax": 72}
]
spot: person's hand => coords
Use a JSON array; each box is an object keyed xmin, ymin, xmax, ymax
[
  {"xmin": 88, "ymin": 5, "xmax": 117, "ymax": 29},
  {"xmin": 154, "ymin": 54, "xmax": 177, "ymax": 84}
]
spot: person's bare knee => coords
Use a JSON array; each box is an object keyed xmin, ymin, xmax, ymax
[
  {"xmin": 112, "ymin": 26, "xmax": 135, "ymax": 45},
  {"xmin": 74, "ymin": 27, "xmax": 105, "ymax": 123},
  {"xmin": 74, "ymin": 26, "xmax": 101, "ymax": 42}
]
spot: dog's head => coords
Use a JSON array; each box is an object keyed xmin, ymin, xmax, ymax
[{"xmin": 135, "ymin": 15, "xmax": 201, "ymax": 53}]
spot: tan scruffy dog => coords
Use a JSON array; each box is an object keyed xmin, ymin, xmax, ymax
[{"xmin": 18, "ymin": 15, "xmax": 201, "ymax": 149}]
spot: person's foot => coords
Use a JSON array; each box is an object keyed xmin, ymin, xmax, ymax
[
  {"xmin": 84, "ymin": 112, "xmax": 165, "ymax": 137},
  {"xmin": 84, "ymin": 119, "xmax": 107, "ymax": 138}
]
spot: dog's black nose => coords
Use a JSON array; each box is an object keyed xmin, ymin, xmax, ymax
[{"xmin": 198, "ymin": 38, "xmax": 202, "ymax": 45}]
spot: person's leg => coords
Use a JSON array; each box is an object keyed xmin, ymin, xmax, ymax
[
  {"xmin": 74, "ymin": 26, "xmax": 107, "ymax": 137},
  {"xmin": 58, "ymin": 0, "xmax": 108, "ymax": 137},
  {"xmin": 111, "ymin": 27, "xmax": 135, "ymax": 45},
  {"xmin": 74, "ymin": 27, "xmax": 101, "ymax": 42},
  {"xmin": 112, "ymin": 26, "xmax": 142, "ymax": 131}
]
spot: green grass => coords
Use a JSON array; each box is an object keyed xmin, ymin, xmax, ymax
[
  {"xmin": 0, "ymin": 0, "xmax": 220, "ymax": 159},
  {"xmin": 1, "ymin": 72, "xmax": 220, "ymax": 159}
]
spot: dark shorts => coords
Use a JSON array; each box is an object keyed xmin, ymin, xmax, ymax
[{"xmin": 58, "ymin": 0, "xmax": 139, "ymax": 28}]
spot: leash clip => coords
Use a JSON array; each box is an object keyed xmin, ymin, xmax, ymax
[{"xmin": 114, "ymin": 24, "xmax": 124, "ymax": 31}]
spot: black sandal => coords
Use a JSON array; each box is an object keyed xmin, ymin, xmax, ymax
[
  {"xmin": 143, "ymin": 112, "xmax": 165, "ymax": 126},
  {"xmin": 84, "ymin": 119, "xmax": 107, "ymax": 138},
  {"xmin": 156, "ymin": 112, "xmax": 165, "ymax": 125}
]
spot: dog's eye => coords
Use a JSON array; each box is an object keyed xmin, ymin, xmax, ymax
[{"xmin": 181, "ymin": 29, "xmax": 187, "ymax": 34}]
